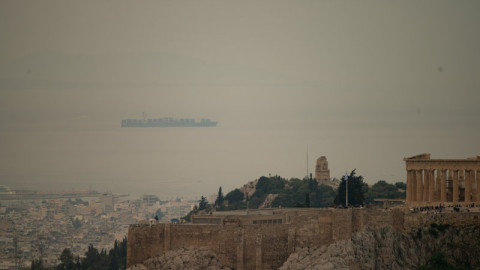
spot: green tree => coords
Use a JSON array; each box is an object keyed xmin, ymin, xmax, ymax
[
  {"xmin": 334, "ymin": 169, "xmax": 366, "ymax": 207},
  {"xmin": 255, "ymin": 176, "xmax": 287, "ymax": 195},
  {"xmin": 269, "ymin": 178, "xmax": 335, "ymax": 208},
  {"xmin": 223, "ymin": 188, "xmax": 247, "ymax": 210},
  {"xmin": 58, "ymin": 248, "xmax": 74, "ymax": 269},
  {"xmin": 215, "ymin": 186, "xmax": 224, "ymax": 207},
  {"xmin": 81, "ymin": 244, "xmax": 109, "ymax": 270},
  {"xmin": 314, "ymin": 184, "xmax": 336, "ymax": 207},
  {"xmin": 198, "ymin": 196, "xmax": 208, "ymax": 210},
  {"xmin": 184, "ymin": 175, "xmax": 336, "ymax": 218},
  {"xmin": 51, "ymin": 236, "xmax": 127, "ymax": 270},
  {"xmin": 251, "ymin": 176, "xmax": 288, "ymax": 208},
  {"xmin": 395, "ymin": 182, "xmax": 406, "ymax": 190},
  {"xmin": 31, "ymin": 259, "xmax": 46, "ymax": 270},
  {"xmin": 225, "ymin": 189, "xmax": 244, "ymax": 204},
  {"xmin": 365, "ymin": 180, "xmax": 405, "ymax": 204},
  {"xmin": 108, "ymin": 237, "xmax": 127, "ymax": 270},
  {"xmin": 305, "ymin": 193, "xmax": 310, "ymax": 208}
]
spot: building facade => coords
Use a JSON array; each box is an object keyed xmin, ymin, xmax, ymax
[{"xmin": 404, "ymin": 153, "xmax": 480, "ymax": 205}]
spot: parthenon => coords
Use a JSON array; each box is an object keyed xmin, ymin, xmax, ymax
[{"xmin": 405, "ymin": 153, "xmax": 480, "ymax": 205}]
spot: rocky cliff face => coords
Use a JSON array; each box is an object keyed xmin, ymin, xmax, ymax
[
  {"xmin": 127, "ymin": 247, "xmax": 231, "ymax": 270},
  {"xmin": 129, "ymin": 224, "xmax": 480, "ymax": 270},
  {"xmin": 280, "ymin": 224, "xmax": 480, "ymax": 270},
  {"xmin": 128, "ymin": 210, "xmax": 480, "ymax": 270},
  {"xmin": 239, "ymin": 180, "xmax": 257, "ymax": 199}
]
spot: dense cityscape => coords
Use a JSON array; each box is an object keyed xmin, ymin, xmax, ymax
[{"xmin": 0, "ymin": 188, "xmax": 196, "ymax": 269}]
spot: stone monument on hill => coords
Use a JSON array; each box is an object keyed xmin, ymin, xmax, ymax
[{"xmin": 315, "ymin": 156, "xmax": 330, "ymax": 182}]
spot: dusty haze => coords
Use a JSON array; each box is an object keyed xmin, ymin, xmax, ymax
[{"xmin": 1, "ymin": 1, "xmax": 479, "ymax": 199}]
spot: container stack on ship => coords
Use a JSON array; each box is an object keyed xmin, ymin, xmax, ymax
[{"xmin": 121, "ymin": 113, "xmax": 217, "ymax": 127}]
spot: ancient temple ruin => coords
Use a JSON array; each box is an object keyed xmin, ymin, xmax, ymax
[{"xmin": 404, "ymin": 153, "xmax": 480, "ymax": 205}]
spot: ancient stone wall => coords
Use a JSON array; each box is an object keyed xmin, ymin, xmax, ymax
[
  {"xmin": 128, "ymin": 208, "xmax": 480, "ymax": 269},
  {"xmin": 127, "ymin": 208, "xmax": 405, "ymax": 269},
  {"xmin": 127, "ymin": 209, "xmax": 480, "ymax": 269}
]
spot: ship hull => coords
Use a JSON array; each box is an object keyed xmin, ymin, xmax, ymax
[{"xmin": 121, "ymin": 118, "xmax": 217, "ymax": 127}]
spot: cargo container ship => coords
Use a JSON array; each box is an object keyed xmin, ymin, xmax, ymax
[{"xmin": 121, "ymin": 113, "xmax": 217, "ymax": 127}]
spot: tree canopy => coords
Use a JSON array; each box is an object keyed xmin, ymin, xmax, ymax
[
  {"xmin": 215, "ymin": 186, "xmax": 224, "ymax": 207},
  {"xmin": 223, "ymin": 188, "xmax": 246, "ymax": 210},
  {"xmin": 58, "ymin": 248, "xmax": 75, "ymax": 270},
  {"xmin": 198, "ymin": 196, "xmax": 208, "ymax": 210},
  {"xmin": 271, "ymin": 177, "xmax": 336, "ymax": 208},
  {"xmin": 32, "ymin": 237, "xmax": 127, "ymax": 270},
  {"xmin": 222, "ymin": 176, "xmax": 336, "ymax": 210},
  {"xmin": 334, "ymin": 169, "xmax": 367, "ymax": 207},
  {"xmin": 365, "ymin": 180, "xmax": 405, "ymax": 204},
  {"xmin": 182, "ymin": 172, "xmax": 409, "ymax": 223}
]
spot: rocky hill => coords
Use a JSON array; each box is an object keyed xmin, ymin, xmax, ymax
[
  {"xmin": 128, "ymin": 207, "xmax": 480, "ymax": 270},
  {"xmin": 127, "ymin": 247, "xmax": 231, "ymax": 270},
  {"xmin": 280, "ymin": 223, "xmax": 480, "ymax": 270},
  {"xmin": 128, "ymin": 222, "xmax": 480, "ymax": 270}
]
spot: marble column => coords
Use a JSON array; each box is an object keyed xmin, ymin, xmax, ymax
[
  {"xmin": 406, "ymin": 170, "xmax": 413, "ymax": 203},
  {"xmin": 477, "ymin": 171, "xmax": 480, "ymax": 203},
  {"xmin": 423, "ymin": 170, "xmax": 429, "ymax": 202},
  {"xmin": 416, "ymin": 170, "xmax": 423, "ymax": 203},
  {"xmin": 434, "ymin": 170, "xmax": 440, "ymax": 201},
  {"xmin": 465, "ymin": 170, "xmax": 471, "ymax": 203},
  {"xmin": 428, "ymin": 170, "xmax": 434, "ymax": 202},
  {"xmin": 472, "ymin": 171, "xmax": 477, "ymax": 202},
  {"xmin": 440, "ymin": 170, "xmax": 446, "ymax": 202},
  {"xmin": 452, "ymin": 170, "xmax": 459, "ymax": 203},
  {"xmin": 412, "ymin": 170, "xmax": 417, "ymax": 202}
]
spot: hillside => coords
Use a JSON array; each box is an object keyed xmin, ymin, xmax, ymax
[
  {"xmin": 183, "ymin": 174, "xmax": 405, "ymax": 222},
  {"xmin": 280, "ymin": 223, "xmax": 480, "ymax": 270},
  {"xmin": 220, "ymin": 176, "xmax": 337, "ymax": 210},
  {"xmin": 216, "ymin": 175, "xmax": 404, "ymax": 210}
]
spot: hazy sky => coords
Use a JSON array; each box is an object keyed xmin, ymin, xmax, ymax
[{"xmin": 1, "ymin": 1, "xmax": 479, "ymax": 197}]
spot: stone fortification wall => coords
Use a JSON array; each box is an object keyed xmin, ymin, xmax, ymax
[
  {"xmin": 128, "ymin": 209, "xmax": 480, "ymax": 269},
  {"xmin": 127, "ymin": 208, "xmax": 405, "ymax": 269},
  {"xmin": 127, "ymin": 224, "xmax": 238, "ymax": 267}
]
